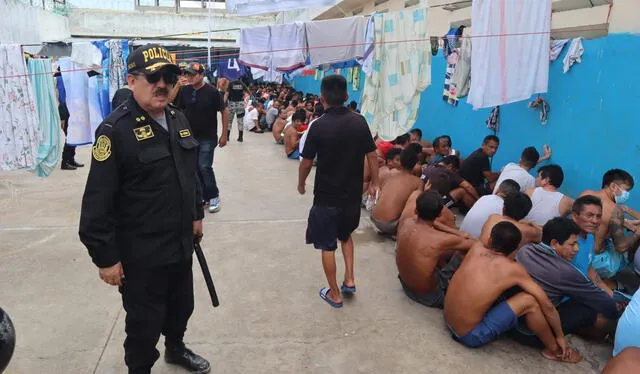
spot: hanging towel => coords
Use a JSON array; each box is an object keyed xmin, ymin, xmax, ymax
[
  {"xmin": 70, "ymin": 42, "xmax": 103, "ymax": 70},
  {"xmin": 271, "ymin": 23, "xmax": 308, "ymax": 72},
  {"xmin": 360, "ymin": 8, "xmax": 431, "ymax": 139},
  {"xmin": 87, "ymin": 75, "xmax": 104, "ymax": 137},
  {"xmin": 486, "ymin": 106, "xmax": 500, "ymax": 132},
  {"xmin": 563, "ymin": 38, "xmax": 584, "ymax": 73},
  {"xmin": 107, "ymin": 39, "xmax": 127, "ymax": 104},
  {"xmin": 468, "ymin": 0, "xmax": 551, "ymax": 110},
  {"xmin": 305, "ymin": 16, "xmax": 366, "ymax": 67},
  {"xmin": 450, "ymin": 28, "xmax": 472, "ymax": 99},
  {"xmin": 59, "ymin": 58, "xmax": 93, "ymax": 146},
  {"xmin": 239, "ymin": 26, "xmax": 271, "ymax": 71},
  {"xmin": 550, "ymin": 39, "xmax": 569, "ymax": 62},
  {"xmin": 359, "ymin": 15, "xmax": 376, "ymax": 77},
  {"xmin": 529, "ymin": 97, "xmax": 550, "ymax": 125},
  {"xmin": 0, "ymin": 44, "xmax": 41, "ymax": 171},
  {"xmin": 27, "ymin": 58, "xmax": 65, "ymax": 177},
  {"xmin": 442, "ymin": 49, "xmax": 460, "ymax": 106}
]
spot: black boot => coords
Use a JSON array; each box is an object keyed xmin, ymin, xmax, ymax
[
  {"xmin": 237, "ymin": 131, "xmax": 243, "ymax": 142},
  {"xmin": 61, "ymin": 162, "xmax": 76, "ymax": 170},
  {"xmin": 165, "ymin": 344, "xmax": 211, "ymax": 374},
  {"xmin": 70, "ymin": 159, "xmax": 84, "ymax": 168}
]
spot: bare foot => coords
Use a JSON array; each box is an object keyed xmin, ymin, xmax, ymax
[{"xmin": 541, "ymin": 347, "xmax": 582, "ymax": 364}]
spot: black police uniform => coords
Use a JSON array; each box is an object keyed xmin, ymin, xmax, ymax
[{"xmin": 79, "ymin": 95, "xmax": 205, "ymax": 372}]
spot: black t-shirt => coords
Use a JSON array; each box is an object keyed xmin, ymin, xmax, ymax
[
  {"xmin": 301, "ymin": 107, "xmax": 376, "ymax": 207},
  {"xmin": 177, "ymin": 84, "xmax": 224, "ymax": 140},
  {"xmin": 459, "ymin": 148, "xmax": 490, "ymax": 187},
  {"xmin": 227, "ymin": 80, "xmax": 245, "ymax": 102}
]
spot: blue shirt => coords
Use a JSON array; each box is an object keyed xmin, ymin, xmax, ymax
[
  {"xmin": 614, "ymin": 290, "xmax": 640, "ymax": 356},
  {"xmin": 572, "ymin": 234, "xmax": 595, "ymax": 275}
]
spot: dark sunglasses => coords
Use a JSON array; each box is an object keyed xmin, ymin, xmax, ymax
[{"xmin": 137, "ymin": 70, "xmax": 178, "ymax": 85}]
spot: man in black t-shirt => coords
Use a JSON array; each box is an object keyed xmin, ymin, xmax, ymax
[
  {"xmin": 177, "ymin": 62, "xmax": 229, "ymax": 213},
  {"xmin": 298, "ymin": 75, "xmax": 380, "ymax": 309},
  {"xmin": 225, "ymin": 79, "xmax": 249, "ymax": 142},
  {"xmin": 459, "ymin": 135, "xmax": 501, "ymax": 199}
]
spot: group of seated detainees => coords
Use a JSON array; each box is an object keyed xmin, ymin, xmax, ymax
[{"xmin": 365, "ymin": 129, "xmax": 640, "ymax": 367}]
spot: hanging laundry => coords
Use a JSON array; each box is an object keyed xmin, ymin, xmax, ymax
[
  {"xmin": 270, "ymin": 23, "xmax": 307, "ymax": 72},
  {"xmin": 27, "ymin": 58, "xmax": 65, "ymax": 177},
  {"xmin": 91, "ymin": 40, "xmax": 112, "ymax": 118},
  {"xmin": 37, "ymin": 42, "xmax": 72, "ymax": 57},
  {"xmin": 70, "ymin": 42, "xmax": 103, "ymax": 70},
  {"xmin": 442, "ymin": 27, "xmax": 463, "ymax": 59},
  {"xmin": 360, "ymin": 8, "xmax": 431, "ymax": 139},
  {"xmin": 550, "ymin": 39, "xmax": 569, "ymax": 62},
  {"xmin": 358, "ymin": 14, "xmax": 376, "ymax": 77},
  {"xmin": 218, "ymin": 58, "xmax": 248, "ymax": 80},
  {"xmin": 226, "ymin": 0, "xmax": 335, "ymax": 16},
  {"xmin": 59, "ymin": 58, "xmax": 93, "ymax": 146},
  {"xmin": 250, "ymin": 67, "xmax": 283, "ymax": 83},
  {"xmin": 486, "ymin": 106, "xmax": 500, "ymax": 132},
  {"xmin": 0, "ymin": 44, "xmax": 41, "ymax": 171},
  {"xmin": 563, "ymin": 38, "xmax": 584, "ymax": 73},
  {"xmin": 107, "ymin": 39, "xmax": 128, "ymax": 105},
  {"xmin": 442, "ymin": 49, "xmax": 460, "ymax": 106},
  {"xmin": 468, "ymin": 0, "xmax": 551, "ymax": 110},
  {"xmin": 87, "ymin": 74, "xmax": 104, "ymax": 136},
  {"xmin": 305, "ymin": 16, "xmax": 366, "ymax": 67},
  {"xmin": 352, "ymin": 67, "xmax": 360, "ymax": 91},
  {"xmin": 239, "ymin": 25, "xmax": 271, "ymax": 70},
  {"xmin": 430, "ymin": 37, "xmax": 439, "ymax": 56},
  {"xmin": 529, "ymin": 97, "xmax": 550, "ymax": 125},
  {"xmin": 449, "ymin": 28, "xmax": 472, "ymax": 99}
]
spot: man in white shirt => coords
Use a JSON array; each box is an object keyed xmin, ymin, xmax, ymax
[
  {"xmin": 524, "ymin": 164, "xmax": 574, "ymax": 226},
  {"xmin": 242, "ymin": 102, "xmax": 261, "ymax": 139},
  {"xmin": 460, "ymin": 179, "xmax": 521, "ymax": 239},
  {"xmin": 493, "ymin": 145, "xmax": 552, "ymax": 193}
]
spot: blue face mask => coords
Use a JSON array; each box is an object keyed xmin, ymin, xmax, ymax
[{"xmin": 615, "ymin": 185, "xmax": 630, "ymax": 204}]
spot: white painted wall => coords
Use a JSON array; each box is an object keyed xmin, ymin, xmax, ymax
[{"xmin": 1, "ymin": 0, "xmax": 70, "ymax": 44}]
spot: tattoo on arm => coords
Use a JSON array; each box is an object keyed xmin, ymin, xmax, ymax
[{"xmin": 610, "ymin": 208, "xmax": 627, "ymax": 243}]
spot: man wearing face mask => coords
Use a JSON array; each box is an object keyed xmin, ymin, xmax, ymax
[
  {"xmin": 579, "ymin": 169, "xmax": 640, "ymax": 282},
  {"xmin": 177, "ymin": 61, "xmax": 229, "ymax": 214},
  {"xmin": 79, "ymin": 44, "xmax": 211, "ymax": 374}
]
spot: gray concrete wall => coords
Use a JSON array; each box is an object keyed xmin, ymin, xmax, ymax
[
  {"xmin": 1, "ymin": 0, "xmax": 70, "ymax": 44},
  {"xmin": 68, "ymin": 8, "xmax": 276, "ymax": 43}
]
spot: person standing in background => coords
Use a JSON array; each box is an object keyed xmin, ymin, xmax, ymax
[
  {"xmin": 225, "ymin": 78, "xmax": 250, "ymax": 142},
  {"xmin": 56, "ymin": 74, "xmax": 83, "ymax": 170},
  {"xmin": 177, "ymin": 62, "xmax": 229, "ymax": 214}
]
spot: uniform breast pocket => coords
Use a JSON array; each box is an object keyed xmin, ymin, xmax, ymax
[
  {"xmin": 138, "ymin": 144, "xmax": 171, "ymax": 164},
  {"xmin": 178, "ymin": 136, "xmax": 199, "ymax": 151}
]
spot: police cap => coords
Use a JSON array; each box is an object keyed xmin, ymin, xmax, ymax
[{"xmin": 127, "ymin": 44, "xmax": 180, "ymax": 75}]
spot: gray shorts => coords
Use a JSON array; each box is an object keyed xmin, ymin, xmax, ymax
[
  {"xmin": 371, "ymin": 215, "xmax": 399, "ymax": 236},
  {"xmin": 398, "ymin": 253, "xmax": 463, "ymax": 309}
]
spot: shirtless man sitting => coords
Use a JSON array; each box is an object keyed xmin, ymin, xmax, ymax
[
  {"xmin": 284, "ymin": 110, "xmax": 305, "ymax": 159},
  {"xmin": 379, "ymin": 148, "xmax": 402, "ymax": 183},
  {"xmin": 272, "ymin": 109, "xmax": 288, "ymax": 144},
  {"xmin": 579, "ymin": 169, "xmax": 640, "ymax": 281},
  {"xmin": 444, "ymin": 222, "xmax": 582, "ymax": 363},
  {"xmin": 524, "ymin": 164, "xmax": 574, "ymax": 226},
  {"xmin": 479, "ymin": 192, "xmax": 542, "ymax": 251},
  {"xmin": 396, "ymin": 190, "xmax": 476, "ymax": 308},
  {"xmin": 422, "ymin": 156, "xmax": 479, "ymax": 208},
  {"xmin": 371, "ymin": 149, "xmax": 422, "ymax": 237}
]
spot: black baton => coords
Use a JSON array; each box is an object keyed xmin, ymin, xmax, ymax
[{"xmin": 194, "ymin": 241, "xmax": 220, "ymax": 307}]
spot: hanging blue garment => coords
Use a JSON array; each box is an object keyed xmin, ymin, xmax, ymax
[
  {"xmin": 56, "ymin": 75, "xmax": 66, "ymax": 104},
  {"xmin": 217, "ymin": 58, "xmax": 248, "ymax": 80},
  {"xmin": 27, "ymin": 59, "xmax": 65, "ymax": 177},
  {"xmin": 92, "ymin": 39, "xmax": 111, "ymax": 118}
]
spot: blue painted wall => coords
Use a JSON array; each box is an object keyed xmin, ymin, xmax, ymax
[
  {"xmin": 292, "ymin": 33, "xmax": 640, "ymax": 209},
  {"xmin": 292, "ymin": 68, "xmax": 365, "ymax": 107}
]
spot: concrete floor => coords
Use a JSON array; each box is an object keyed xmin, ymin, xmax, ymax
[{"xmin": 0, "ymin": 130, "xmax": 612, "ymax": 374}]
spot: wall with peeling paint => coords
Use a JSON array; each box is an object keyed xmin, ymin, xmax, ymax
[{"xmin": 414, "ymin": 33, "xmax": 640, "ymax": 207}]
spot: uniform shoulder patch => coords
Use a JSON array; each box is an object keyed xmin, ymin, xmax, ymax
[
  {"xmin": 179, "ymin": 129, "xmax": 191, "ymax": 138},
  {"xmin": 92, "ymin": 135, "xmax": 112, "ymax": 161}
]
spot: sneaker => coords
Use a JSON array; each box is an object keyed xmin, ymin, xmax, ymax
[{"xmin": 208, "ymin": 197, "xmax": 221, "ymax": 213}]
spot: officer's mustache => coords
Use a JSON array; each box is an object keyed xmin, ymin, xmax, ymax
[{"xmin": 153, "ymin": 88, "xmax": 169, "ymax": 97}]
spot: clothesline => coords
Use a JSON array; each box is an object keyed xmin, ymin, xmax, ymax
[{"xmin": 2, "ymin": 27, "xmax": 606, "ymax": 80}]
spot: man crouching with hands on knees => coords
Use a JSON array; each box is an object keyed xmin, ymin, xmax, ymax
[{"xmin": 79, "ymin": 44, "xmax": 210, "ymax": 374}]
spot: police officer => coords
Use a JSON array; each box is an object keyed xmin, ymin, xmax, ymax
[{"xmin": 79, "ymin": 44, "xmax": 210, "ymax": 374}]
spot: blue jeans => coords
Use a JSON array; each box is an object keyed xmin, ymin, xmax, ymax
[{"xmin": 197, "ymin": 139, "xmax": 219, "ymax": 200}]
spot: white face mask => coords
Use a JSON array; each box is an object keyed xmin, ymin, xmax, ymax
[{"xmin": 615, "ymin": 184, "xmax": 630, "ymax": 204}]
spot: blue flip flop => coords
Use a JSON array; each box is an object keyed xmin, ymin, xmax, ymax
[
  {"xmin": 341, "ymin": 283, "xmax": 356, "ymax": 294},
  {"xmin": 319, "ymin": 288, "xmax": 343, "ymax": 308}
]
